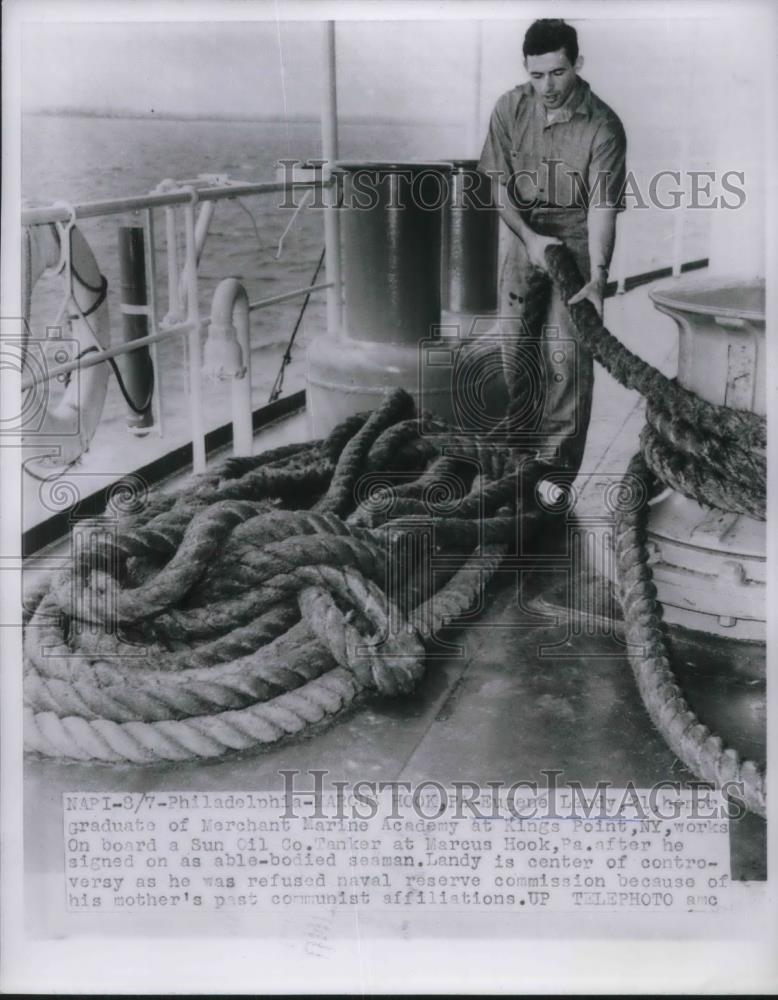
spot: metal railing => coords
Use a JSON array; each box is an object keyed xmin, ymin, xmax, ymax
[
  {"xmin": 21, "ymin": 173, "xmax": 708, "ymax": 477},
  {"xmin": 22, "ymin": 175, "xmax": 338, "ymax": 473}
]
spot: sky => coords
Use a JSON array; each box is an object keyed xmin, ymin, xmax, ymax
[
  {"xmin": 21, "ymin": 20, "xmax": 483, "ymax": 122},
  {"xmin": 20, "ymin": 15, "xmax": 762, "ymax": 114},
  {"xmin": 18, "ymin": 12, "xmax": 766, "ymax": 165}
]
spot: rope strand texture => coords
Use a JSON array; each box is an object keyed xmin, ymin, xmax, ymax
[
  {"xmin": 24, "ymin": 388, "xmax": 526, "ymax": 762},
  {"xmin": 540, "ymin": 246, "xmax": 766, "ymax": 815}
]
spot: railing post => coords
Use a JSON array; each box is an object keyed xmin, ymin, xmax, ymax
[
  {"xmin": 164, "ymin": 205, "xmax": 184, "ymax": 324},
  {"xmin": 182, "ymin": 192, "xmax": 206, "ymax": 473},
  {"xmin": 143, "ymin": 207, "xmax": 164, "ymax": 438},
  {"xmin": 178, "ymin": 200, "xmax": 217, "ymax": 309},
  {"xmin": 232, "ymin": 314, "xmax": 253, "ymax": 457},
  {"xmin": 204, "ymin": 278, "xmax": 252, "ymax": 456},
  {"xmin": 321, "ymin": 20, "xmax": 342, "ymax": 336}
]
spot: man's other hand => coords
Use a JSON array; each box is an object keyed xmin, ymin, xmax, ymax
[
  {"xmin": 526, "ymin": 233, "xmax": 562, "ymax": 270},
  {"xmin": 568, "ymin": 272, "xmax": 607, "ymax": 317}
]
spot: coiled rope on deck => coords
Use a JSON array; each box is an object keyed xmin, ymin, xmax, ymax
[{"xmin": 24, "ymin": 387, "xmax": 532, "ymax": 763}]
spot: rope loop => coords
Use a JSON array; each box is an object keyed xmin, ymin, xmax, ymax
[{"xmin": 25, "ymin": 389, "xmax": 522, "ymax": 762}]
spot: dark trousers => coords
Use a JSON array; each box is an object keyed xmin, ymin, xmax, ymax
[{"xmin": 497, "ymin": 211, "xmax": 594, "ymax": 477}]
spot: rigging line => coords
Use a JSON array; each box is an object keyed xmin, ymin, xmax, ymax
[
  {"xmin": 107, "ymin": 352, "xmax": 155, "ymax": 415},
  {"xmin": 64, "ymin": 267, "xmax": 155, "ymax": 416},
  {"xmin": 234, "ymin": 197, "xmax": 264, "ymax": 252},
  {"xmin": 268, "ymin": 247, "xmax": 326, "ymax": 404},
  {"xmin": 22, "ymin": 452, "xmax": 84, "ymax": 483},
  {"xmin": 275, "ymin": 188, "xmax": 313, "ymax": 260}
]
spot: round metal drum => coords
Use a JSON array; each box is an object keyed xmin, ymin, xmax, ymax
[
  {"xmin": 306, "ymin": 329, "xmax": 509, "ymax": 439},
  {"xmin": 334, "ymin": 161, "xmax": 453, "ymax": 346},
  {"xmin": 647, "ymin": 277, "xmax": 765, "ymax": 639}
]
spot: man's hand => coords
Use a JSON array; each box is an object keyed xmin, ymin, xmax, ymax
[
  {"xmin": 526, "ymin": 233, "xmax": 562, "ymax": 271},
  {"xmin": 568, "ymin": 271, "xmax": 607, "ymax": 317}
]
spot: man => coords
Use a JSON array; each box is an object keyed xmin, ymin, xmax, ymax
[{"xmin": 478, "ymin": 18, "xmax": 626, "ymax": 476}]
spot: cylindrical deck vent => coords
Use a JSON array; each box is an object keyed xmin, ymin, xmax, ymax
[{"xmin": 334, "ymin": 161, "xmax": 453, "ymax": 344}]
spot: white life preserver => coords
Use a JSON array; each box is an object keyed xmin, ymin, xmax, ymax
[{"xmin": 22, "ymin": 222, "xmax": 110, "ymax": 471}]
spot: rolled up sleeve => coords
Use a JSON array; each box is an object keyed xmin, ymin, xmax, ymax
[{"xmin": 588, "ymin": 118, "xmax": 627, "ymax": 210}]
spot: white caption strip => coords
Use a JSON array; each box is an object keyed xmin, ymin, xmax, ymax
[{"xmin": 63, "ymin": 788, "xmax": 732, "ymax": 913}]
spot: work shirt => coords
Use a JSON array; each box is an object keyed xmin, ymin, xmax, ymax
[
  {"xmin": 478, "ymin": 77, "xmax": 627, "ymax": 257},
  {"xmin": 478, "ymin": 77, "xmax": 626, "ymax": 475}
]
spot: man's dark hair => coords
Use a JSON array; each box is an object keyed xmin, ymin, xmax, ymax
[{"xmin": 523, "ymin": 19, "xmax": 579, "ymax": 65}]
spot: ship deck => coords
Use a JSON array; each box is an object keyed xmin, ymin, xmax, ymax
[{"xmin": 23, "ymin": 281, "xmax": 767, "ymax": 942}]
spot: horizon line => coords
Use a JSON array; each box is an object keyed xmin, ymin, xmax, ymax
[{"xmin": 23, "ymin": 107, "xmax": 461, "ymax": 128}]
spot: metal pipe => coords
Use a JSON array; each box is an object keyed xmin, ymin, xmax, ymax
[
  {"xmin": 23, "ymin": 190, "xmax": 195, "ymax": 226},
  {"xmin": 194, "ymin": 201, "xmax": 216, "ymax": 265},
  {"xmin": 21, "ymin": 179, "xmax": 330, "ymax": 227},
  {"xmin": 20, "ymin": 276, "xmax": 333, "ymax": 391},
  {"xmin": 248, "ymin": 281, "xmax": 332, "ymax": 312},
  {"xmin": 321, "ymin": 20, "xmax": 342, "ymax": 336},
  {"xmin": 143, "ymin": 207, "xmax": 164, "ymax": 437},
  {"xmin": 197, "ymin": 180, "xmax": 329, "ymax": 203},
  {"xmin": 177, "ymin": 201, "xmax": 217, "ymax": 313},
  {"xmin": 164, "ymin": 205, "xmax": 184, "ymax": 324},
  {"xmin": 117, "ymin": 224, "xmax": 154, "ymax": 432},
  {"xmin": 21, "ymin": 320, "xmax": 192, "ymax": 392},
  {"xmin": 183, "ymin": 198, "xmax": 206, "ymax": 472},
  {"xmin": 206, "ymin": 278, "xmax": 253, "ymax": 456}
]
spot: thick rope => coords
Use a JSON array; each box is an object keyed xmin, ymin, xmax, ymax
[
  {"xmin": 538, "ymin": 246, "xmax": 766, "ymax": 815},
  {"xmin": 613, "ymin": 455, "xmax": 765, "ymax": 817},
  {"xmin": 545, "ymin": 246, "xmax": 765, "ymax": 518},
  {"xmin": 24, "ymin": 388, "xmax": 527, "ymax": 762}
]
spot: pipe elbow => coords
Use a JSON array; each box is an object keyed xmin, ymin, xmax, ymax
[
  {"xmin": 205, "ymin": 278, "xmax": 249, "ymax": 381},
  {"xmin": 209, "ymin": 277, "xmax": 248, "ymax": 326}
]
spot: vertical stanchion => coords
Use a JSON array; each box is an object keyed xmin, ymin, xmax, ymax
[
  {"xmin": 117, "ymin": 224, "xmax": 154, "ymax": 434},
  {"xmin": 143, "ymin": 207, "xmax": 164, "ymax": 437},
  {"xmin": 204, "ymin": 278, "xmax": 252, "ymax": 456},
  {"xmin": 321, "ymin": 20, "xmax": 342, "ymax": 337},
  {"xmin": 164, "ymin": 205, "xmax": 183, "ymax": 324},
  {"xmin": 194, "ymin": 201, "xmax": 216, "ymax": 266},
  {"xmin": 183, "ymin": 195, "xmax": 206, "ymax": 473},
  {"xmin": 231, "ymin": 288, "xmax": 253, "ymax": 457},
  {"xmin": 178, "ymin": 201, "xmax": 216, "ymax": 309}
]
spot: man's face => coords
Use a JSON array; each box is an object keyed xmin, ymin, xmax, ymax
[{"xmin": 525, "ymin": 49, "xmax": 581, "ymax": 109}]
